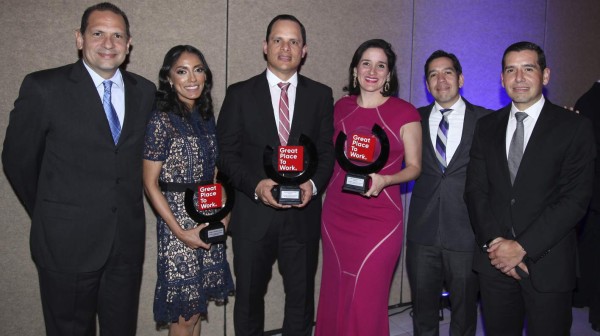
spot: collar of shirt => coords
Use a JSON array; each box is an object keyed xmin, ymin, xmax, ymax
[
  {"xmin": 429, "ymin": 96, "xmax": 466, "ymax": 164},
  {"xmin": 82, "ymin": 61, "xmax": 125, "ymax": 127},
  {"xmin": 505, "ymin": 95, "xmax": 545, "ymax": 157},
  {"xmin": 266, "ymin": 69, "xmax": 298, "ymax": 126}
]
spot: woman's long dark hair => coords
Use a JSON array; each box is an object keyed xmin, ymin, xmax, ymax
[
  {"xmin": 156, "ymin": 45, "xmax": 214, "ymax": 120},
  {"xmin": 343, "ymin": 39, "xmax": 399, "ymax": 97}
]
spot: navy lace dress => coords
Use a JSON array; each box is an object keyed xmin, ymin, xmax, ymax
[{"xmin": 144, "ymin": 109, "xmax": 234, "ymax": 325}]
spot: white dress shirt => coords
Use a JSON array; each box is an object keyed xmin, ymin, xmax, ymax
[
  {"xmin": 505, "ymin": 96, "xmax": 545, "ymax": 158},
  {"xmin": 263, "ymin": 69, "xmax": 317, "ymax": 195},
  {"xmin": 266, "ymin": 69, "xmax": 298, "ymax": 128},
  {"xmin": 83, "ymin": 61, "xmax": 125, "ymax": 127},
  {"xmin": 429, "ymin": 96, "xmax": 466, "ymax": 164}
]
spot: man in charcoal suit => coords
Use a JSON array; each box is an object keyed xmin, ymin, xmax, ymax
[
  {"xmin": 407, "ymin": 50, "xmax": 492, "ymax": 336},
  {"xmin": 465, "ymin": 41, "xmax": 595, "ymax": 335},
  {"xmin": 216, "ymin": 14, "xmax": 334, "ymax": 336}
]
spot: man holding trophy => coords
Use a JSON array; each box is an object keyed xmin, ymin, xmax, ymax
[{"xmin": 216, "ymin": 14, "xmax": 334, "ymax": 336}]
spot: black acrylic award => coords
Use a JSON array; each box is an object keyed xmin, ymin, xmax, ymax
[
  {"xmin": 263, "ymin": 134, "xmax": 318, "ymax": 205},
  {"xmin": 184, "ymin": 174, "xmax": 234, "ymax": 244},
  {"xmin": 335, "ymin": 124, "xmax": 390, "ymax": 194}
]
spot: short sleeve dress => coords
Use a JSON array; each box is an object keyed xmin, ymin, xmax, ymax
[
  {"xmin": 144, "ymin": 109, "xmax": 234, "ymax": 325},
  {"xmin": 315, "ymin": 95, "xmax": 420, "ymax": 336}
]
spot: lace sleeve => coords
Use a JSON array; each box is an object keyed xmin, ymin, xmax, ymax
[{"xmin": 144, "ymin": 110, "xmax": 169, "ymax": 161}]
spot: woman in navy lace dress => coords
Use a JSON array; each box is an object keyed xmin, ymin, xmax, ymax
[{"xmin": 143, "ymin": 45, "xmax": 234, "ymax": 336}]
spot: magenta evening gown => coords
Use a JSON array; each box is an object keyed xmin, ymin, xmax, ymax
[{"xmin": 315, "ymin": 95, "xmax": 420, "ymax": 336}]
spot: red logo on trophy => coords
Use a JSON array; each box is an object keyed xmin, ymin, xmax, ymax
[
  {"xmin": 347, "ymin": 134, "xmax": 376, "ymax": 163},
  {"xmin": 278, "ymin": 146, "xmax": 304, "ymax": 172},
  {"xmin": 335, "ymin": 124, "xmax": 390, "ymax": 194},
  {"xmin": 197, "ymin": 184, "xmax": 223, "ymax": 211}
]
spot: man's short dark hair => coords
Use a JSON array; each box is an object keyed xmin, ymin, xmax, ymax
[
  {"xmin": 424, "ymin": 50, "xmax": 463, "ymax": 77},
  {"xmin": 265, "ymin": 14, "xmax": 306, "ymax": 45},
  {"xmin": 502, "ymin": 41, "xmax": 546, "ymax": 71},
  {"xmin": 80, "ymin": 2, "xmax": 130, "ymax": 38}
]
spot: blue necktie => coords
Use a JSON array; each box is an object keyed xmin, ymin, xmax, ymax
[
  {"xmin": 435, "ymin": 108, "xmax": 453, "ymax": 171},
  {"xmin": 102, "ymin": 80, "xmax": 121, "ymax": 144}
]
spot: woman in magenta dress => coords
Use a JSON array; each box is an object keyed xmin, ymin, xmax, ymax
[{"xmin": 315, "ymin": 39, "xmax": 422, "ymax": 336}]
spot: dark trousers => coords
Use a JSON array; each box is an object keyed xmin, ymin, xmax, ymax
[
  {"xmin": 232, "ymin": 215, "xmax": 319, "ymax": 336},
  {"xmin": 406, "ymin": 241, "xmax": 479, "ymax": 336},
  {"xmin": 479, "ymin": 271, "xmax": 572, "ymax": 336},
  {"xmin": 37, "ymin": 250, "xmax": 143, "ymax": 336},
  {"xmin": 576, "ymin": 210, "xmax": 600, "ymax": 326}
]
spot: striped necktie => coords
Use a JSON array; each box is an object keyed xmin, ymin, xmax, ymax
[
  {"xmin": 435, "ymin": 108, "xmax": 453, "ymax": 171},
  {"xmin": 277, "ymin": 82, "xmax": 291, "ymax": 145},
  {"xmin": 102, "ymin": 80, "xmax": 121, "ymax": 144}
]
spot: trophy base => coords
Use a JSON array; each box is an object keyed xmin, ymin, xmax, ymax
[
  {"xmin": 342, "ymin": 173, "xmax": 370, "ymax": 194},
  {"xmin": 271, "ymin": 185, "xmax": 302, "ymax": 205},
  {"xmin": 199, "ymin": 222, "xmax": 227, "ymax": 244}
]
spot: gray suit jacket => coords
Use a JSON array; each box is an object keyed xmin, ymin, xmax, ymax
[{"xmin": 407, "ymin": 98, "xmax": 492, "ymax": 251}]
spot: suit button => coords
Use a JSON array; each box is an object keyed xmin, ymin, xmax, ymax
[
  {"xmin": 511, "ymin": 199, "xmax": 516, "ymax": 205},
  {"xmin": 111, "ymin": 207, "xmax": 117, "ymax": 213},
  {"xmin": 114, "ymin": 149, "xmax": 119, "ymax": 154},
  {"xmin": 116, "ymin": 178, "xmax": 121, "ymax": 184},
  {"xmin": 441, "ymin": 173, "xmax": 446, "ymax": 179}
]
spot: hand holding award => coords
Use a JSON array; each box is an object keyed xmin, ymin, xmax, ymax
[
  {"xmin": 263, "ymin": 134, "xmax": 318, "ymax": 205},
  {"xmin": 335, "ymin": 124, "xmax": 390, "ymax": 195},
  {"xmin": 184, "ymin": 173, "xmax": 235, "ymax": 244}
]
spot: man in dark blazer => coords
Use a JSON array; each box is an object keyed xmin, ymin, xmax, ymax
[
  {"xmin": 407, "ymin": 50, "xmax": 492, "ymax": 336},
  {"xmin": 217, "ymin": 14, "xmax": 334, "ymax": 336},
  {"xmin": 465, "ymin": 41, "xmax": 595, "ymax": 335},
  {"xmin": 2, "ymin": 3, "xmax": 155, "ymax": 335},
  {"xmin": 573, "ymin": 80, "xmax": 600, "ymax": 331}
]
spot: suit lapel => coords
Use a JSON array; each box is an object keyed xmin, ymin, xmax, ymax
[
  {"xmin": 289, "ymin": 76, "xmax": 308, "ymax": 143},
  {"xmin": 420, "ymin": 104, "xmax": 442, "ymax": 172},
  {"xmin": 493, "ymin": 106, "xmax": 512, "ymax": 185},
  {"xmin": 513, "ymin": 101, "xmax": 555, "ymax": 186},
  {"xmin": 119, "ymin": 72, "xmax": 141, "ymax": 147},
  {"xmin": 445, "ymin": 100, "xmax": 476, "ymax": 173},
  {"xmin": 68, "ymin": 61, "xmax": 115, "ymax": 146},
  {"xmin": 253, "ymin": 73, "xmax": 280, "ymax": 146}
]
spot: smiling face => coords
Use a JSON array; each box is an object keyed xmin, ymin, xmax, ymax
[
  {"xmin": 76, "ymin": 10, "xmax": 131, "ymax": 79},
  {"xmin": 426, "ymin": 56, "xmax": 464, "ymax": 108},
  {"xmin": 168, "ymin": 52, "xmax": 206, "ymax": 108},
  {"xmin": 501, "ymin": 50, "xmax": 550, "ymax": 111},
  {"xmin": 263, "ymin": 19, "xmax": 307, "ymax": 81},
  {"xmin": 354, "ymin": 47, "xmax": 390, "ymax": 94}
]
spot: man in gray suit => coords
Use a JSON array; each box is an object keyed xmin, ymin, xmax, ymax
[{"xmin": 407, "ymin": 50, "xmax": 492, "ymax": 336}]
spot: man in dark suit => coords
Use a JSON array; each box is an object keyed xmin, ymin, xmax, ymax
[
  {"xmin": 407, "ymin": 50, "xmax": 491, "ymax": 336},
  {"xmin": 465, "ymin": 41, "xmax": 595, "ymax": 335},
  {"xmin": 573, "ymin": 80, "xmax": 600, "ymax": 331},
  {"xmin": 2, "ymin": 3, "xmax": 155, "ymax": 335},
  {"xmin": 216, "ymin": 14, "xmax": 334, "ymax": 336}
]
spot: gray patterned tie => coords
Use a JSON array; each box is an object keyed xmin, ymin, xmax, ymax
[{"xmin": 508, "ymin": 112, "xmax": 528, "ymax": 184}]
